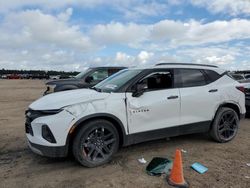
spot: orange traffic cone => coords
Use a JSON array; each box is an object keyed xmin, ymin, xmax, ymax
[{"xmin": 167, "ymin": 149, "xmax": 189, "ymax": 188}]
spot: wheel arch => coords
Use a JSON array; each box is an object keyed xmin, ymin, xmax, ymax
[
  {"xmin": 66, "ymin": 113, "xmax": 127, "ymax": 155},
  {"xmin": 215, "ymin": 102, "xmax": 241, "ymax": 120}
]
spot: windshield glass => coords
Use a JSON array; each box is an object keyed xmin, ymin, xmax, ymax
[
  {"xmin": 75, "ymin": 68, "xmax": 92, "ymax": 79},
  {"xmin": 94, "ymin": 69, "xmax": 142, "ymax": 92}
]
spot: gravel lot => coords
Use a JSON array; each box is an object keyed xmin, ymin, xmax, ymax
[{"xmin": 0, "ymin": 80, "xmax": 249, "ymax": 188}]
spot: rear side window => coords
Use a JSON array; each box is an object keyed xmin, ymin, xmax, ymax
[
  {"xmin": 204, "ymin": 70, "xmax": 221, "ymax": 83},
  {"xmin": 178, "ymin": 69, "xmax": 207, "ymax": 87}
]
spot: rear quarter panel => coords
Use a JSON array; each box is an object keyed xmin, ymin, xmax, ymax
[{"xmin": 215, "ymin": 75, "xmax": 246, "ymax": 115}]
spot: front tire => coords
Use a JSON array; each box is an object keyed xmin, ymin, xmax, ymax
[
  {"xmin": 72, "ymin": 119, "xmax": 119, "ymax": 167},
  {"xmin": 210, "ymin": 107, "xmax": 239, "ymax": 143}
]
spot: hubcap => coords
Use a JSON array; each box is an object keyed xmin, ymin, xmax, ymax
[
  {"xmin": 81, "ymin": 127, "xmax": 116, "ymax": 162},
  {"xmin": 218, "ymin": 111, "xmax": 238, "ymax": 140}
]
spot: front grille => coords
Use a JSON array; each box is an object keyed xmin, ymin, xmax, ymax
[
  {"xmin": 25, "ymin": 108, "xmax": 62, "ymax": 136},
  {"xmin": 25, "ymin": 120, "xmax": 33, "ymax": 136}
]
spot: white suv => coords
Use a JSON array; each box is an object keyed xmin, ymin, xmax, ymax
[{"xmin": 25, "ymin": 63, "xmax": 246, "ymax": 167}]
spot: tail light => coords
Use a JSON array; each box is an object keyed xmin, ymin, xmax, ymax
[{"xmin": 236, "ymin": 86, "xmax": 245, "ymax": 93}]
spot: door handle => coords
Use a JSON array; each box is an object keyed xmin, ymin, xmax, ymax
[
  {"xmin": 167, "ymin": 96, "xmax": 179, "ymax": 100},
  {"xmin": 209, "ymin": 89, "xmax": 218, "ymax": 93}
]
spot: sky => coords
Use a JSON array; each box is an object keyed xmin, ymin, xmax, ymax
[{"xmin": 0, "ymin": 0, "xmax": 250, "ymax": 71}]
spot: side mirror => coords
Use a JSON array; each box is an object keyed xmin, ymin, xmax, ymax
[
  {"xmin": 85, "ymin": 76, "xmax": 94, "ymax": 83},
  {"xmin": 132, "ymin": 83, "xmax": 145, "ymax": 97}
]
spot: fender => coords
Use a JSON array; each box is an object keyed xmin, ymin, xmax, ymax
[
  {"xmin": 214, "ymin": 101, "xmax": 241, "ymax": 119},
  {"xmin": 66, "ymin": 113, "xmax": 128, "ymax": 149}
]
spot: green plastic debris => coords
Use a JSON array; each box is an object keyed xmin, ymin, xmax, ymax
[{"xmin": 146, "ymin": 157, "xmax": 173, "ymax": 176}]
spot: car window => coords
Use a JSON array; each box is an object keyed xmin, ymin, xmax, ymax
[
  {"xmin": 137, "ymin": 71, "xmax": 173, "ymax": 91},
  {"xmin": 108, "ymin": 68, "xmax": 121, "ymax": 76},
  {"xmin": 75, "ymin": 68, "xmax": 92, "ymax": 79},
  {"xmin": 89, "ymin": 69, "xmax": 109, "ymax": 83},
  {"xmin": 94, "ymin": 69, "xmax": 142, "ymax": 92},
  {"xmin": 179, "ymin": 69, "xmax": 207, "ymax": 87},
  {"xmin": 204, "ymin": 70, "xmax": 221, "ymax": 83}
]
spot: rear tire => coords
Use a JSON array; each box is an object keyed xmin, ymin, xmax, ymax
[
  {"xmin": 72, "ymin": 119, "xmax": 119, "ymax": 167},
  {"xmin": 210, "ymin": 107, "xmax": 239, "ymax": 143}
]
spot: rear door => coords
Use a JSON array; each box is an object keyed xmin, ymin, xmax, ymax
[{"xmin": 176, "ymin": 68, "xmax": 220, "ymax": 125}]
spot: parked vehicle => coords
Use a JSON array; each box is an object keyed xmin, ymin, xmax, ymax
[
  {"xmin": 230, "ymin": 73, "xmax": 246, "ymax": 81},
  {"xmin": 44, "ymin": 67, "xmax": 126, "ymax": 95},
  {"xmin": 245, "ymin": 74, "xmax": 250, "ymax": 79},
  {"xmin": 0, "ymin": 74, "xmax": 7, "ymax": 79},
  {"xmin": 49, "ymin": 75, "xmax": 60, "ymax": 80},
  {"xmin": 237, "ymin": 80, "xmax": 250, "ymax": 116},
  {"xmin": 7, "ymin": 74, "xmax": 21, "ymax": 79},
  {"xmin": 33, "ymin": 74, "xmax": 49, "ymax": 80},
  {"xmin": 25, "ymin": 63, "xmax": 246, "ymax": 167},
  {"xmin": 229, "ymin": 73, "xmax": 250, "ymax": 115},
  {"xmin": 20, "ymin": 74, "xmax": 32, "ymax": 79}
]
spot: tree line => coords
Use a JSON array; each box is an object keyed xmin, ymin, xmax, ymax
[{"xmin": 0, "ymin": 68, "xmax": 80, "ymax": 76}]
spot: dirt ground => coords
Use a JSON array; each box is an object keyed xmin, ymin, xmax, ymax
[{"xmin": 0, "ymin": 80, "xmax": 249, "ymax": 188}]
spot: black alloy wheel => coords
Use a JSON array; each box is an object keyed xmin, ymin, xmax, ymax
[
  {"xmin": 217, "ymin": 110, "xmax": 238, "ymax": 141},
  {"xmin": 210, "ymin": 107, "xmax": 239, "ymax": 143},
  {"xmin": 73, "ymin": 119, "xmax": 119, "ymax": 167}
]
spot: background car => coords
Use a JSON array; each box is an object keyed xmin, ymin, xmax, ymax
[
  {"xmin": 229, "ymin": 72, "xmax": 250, "ymax": 116},
  {"xmin": 230, "ymin": 73, "xmax": 246, "ymax": 82},
  {"xmin": 44, "ymin": 66, "xmax": 126, "ymax": 95},
  {"xmin": 7, "ymin": 74, "xmax": 21, "ymax": 79}
]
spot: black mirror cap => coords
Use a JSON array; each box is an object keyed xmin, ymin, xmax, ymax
[{"xmin": 132, "ymin": 84, "xmax": 145, "ymax": 97}]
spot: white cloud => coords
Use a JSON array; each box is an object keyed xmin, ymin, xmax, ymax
[
  {"xmin": 205, "ymin": 55, "xmax": 235, "ymax": 65},
  {"xmin": 137, "ymin": 51, "xmax": 154, "ymax": 64},
  {"xmin": 0, "ymin": 0, "xmax": 170, "ymax": 19},
  {"xmin": 91, "ymin": 22, "xmax": 150, "ymax": 46},
  {"xmin": 191, "ymin": 0, "xmax": 250, "ymax": 16},
  {"xmin": 0, "ymin": 9, "xmax": 94, "ymax": 51},
  {"xmin": 0, "ymin": 5, "xmax": 250, "ymax": 71},
  {"xmin": 89, "ymin": 18, "xmax": 250, "ymax": 48}
]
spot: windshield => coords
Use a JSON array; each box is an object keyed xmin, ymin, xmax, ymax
[
  {"xmin": 94, "ymin": 69, "xmax": 142, "ymax": 92},
  {"xmin": 232, "ymin": 74, "xmax": 245, "ymax": 81},
  {"xmin": 75, "ymin": 68, "xmax": 92, "ymax": 79}
]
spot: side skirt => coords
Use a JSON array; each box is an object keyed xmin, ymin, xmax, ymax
[{"xmin": 123, "ymin": 121, "xmax": 211, "ymax": 146}]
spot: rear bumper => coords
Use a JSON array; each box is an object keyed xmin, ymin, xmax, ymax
[{"xmin": 28, "ymin": 141, "xmax": 68, "ymax": 158}]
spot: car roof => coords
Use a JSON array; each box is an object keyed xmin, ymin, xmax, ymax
[
  {"xmin": 89, "ymin": 66, "xmax": 127, "ymax": 69},
  {"xmin": 127, "ymin": 63, "xmax": 225, "ymax": 74}
]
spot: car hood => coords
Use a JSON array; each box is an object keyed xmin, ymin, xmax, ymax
[
  {"xmin": 46, "ymin": 78, "xmax": 81, "ymax": 85},
  {"xmin": 29, "ymin": 89, "xmax": 109, "ymax": 110}
]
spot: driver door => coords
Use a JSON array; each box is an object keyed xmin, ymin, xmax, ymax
[{"xmin": 126, "ymin": 70, "xmax": 181, "ymax": 134}]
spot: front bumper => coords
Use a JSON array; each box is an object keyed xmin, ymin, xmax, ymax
[
  {"xmin": 28, "ymin": 140, "xmax": 68, "ymax": 157},
  {"xmin": 25, "ymin": 109, "xmax": 75, "ymax": 158}
]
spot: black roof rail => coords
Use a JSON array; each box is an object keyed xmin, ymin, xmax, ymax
[{"xmin": 155, "ymin": 63, "xmax": 218, "ymax": 68}]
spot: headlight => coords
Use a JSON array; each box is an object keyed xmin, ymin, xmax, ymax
[
  {"xmin": 46, "ymin": 84, "xmax": 56, "ymax": 93},
  {"xmin": 64, "ymin": 103, "xmax": 88, "ymax": 117}
]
